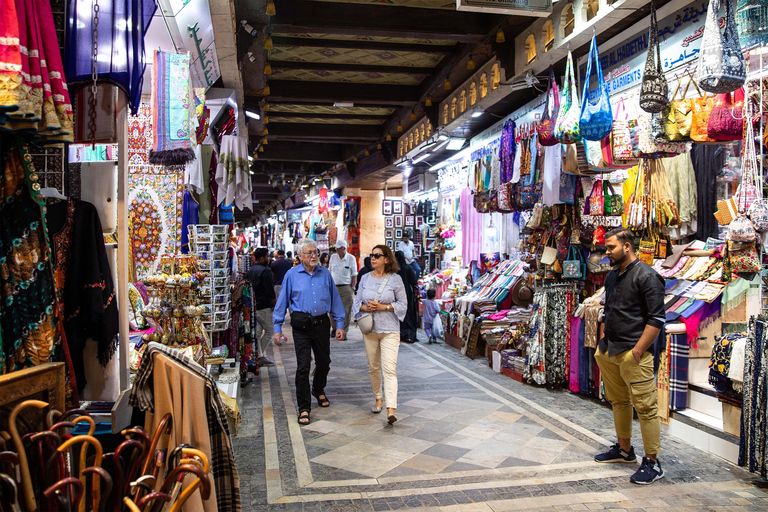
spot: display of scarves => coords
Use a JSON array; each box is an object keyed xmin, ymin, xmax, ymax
[
  {"xmin": 216, "ymin": 135, "xmax": 253, "ymax": 211},
  {"xmin": 740, "ymin": 317, "xmax": 768, "ymax": 476},
  {"xmin": 150, "ymin": 50, "xmax": 194, "ymax": 165},
  {"xmin": 499, "ymin": 120, "xmax": 515, "ymax": 184},
  {"xmin": 460, "ymin": 187, "xmax": 482, "ymax": 266},
  {"xmin": 65, "ymin": 0, "xmax": 155, "ymax": 115},
  {"xmin": 669, "ymin": 333, "xmax": 689, "ymax": 410},
  {"xmin": 569, "ymin": 316, "xmax": 581, "ymax": 393},
  {"xmin": 0, "ymin": 0, "xmax": 73, "ymax": 143},
  {"xmin": 0, "ymin": 144, "xmax": 58, "ymax": 373}
]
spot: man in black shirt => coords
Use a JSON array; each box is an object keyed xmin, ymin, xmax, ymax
[
  {"xmin": 595, "ymin": 228, "xmax": 666, "ymax": 485},
  {"xmin": 271, "ymin": 249, "xmax": 293, "ymax": 298},
  {"xmin": 246, "ymin": 248, "xmax": 277, "ymax": 366}
]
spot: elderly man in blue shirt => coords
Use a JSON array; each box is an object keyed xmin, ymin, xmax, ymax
[{"xmin": 274, "ymin": 238, "xmax": 346, "ymax": 425}]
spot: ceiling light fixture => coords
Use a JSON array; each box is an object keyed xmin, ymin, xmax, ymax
[
  {"xmin": 467, "ymin": 58, "xmax": 475, "ymax": 70},
  {"xmin": 240, "ymin": 20, "xmax": 257, "ymax": 36},
  {"xmin": 446, "ymin": 138, "xmax": 466, "ymax": 150},
  {"xmin": 264, "ymin": 62, "xmax": 272, "ymax": 75},
  {"xmin": 333, "ymin": 102, "xmax": 354, "ymax": 107},
  {"xmin": 412, "ymin": 152, "xmax": 431, "ymax": 164},
  {"xmin": 266, "ymin": 0, "xmax": 276, "ymax": 16},
  {"xmin": 245, "ymin": 110, "xmax": 261, "ymax": 120},
  {"xmin": 425, "ymin": 97, "xmax": 432, "ymax": 107},
  {"xmin": 496, "ymin": 29, "xmax": 506, "ymax": 43},
  {"xmin": 264, "ymin": 36, "xmax": 273, "ymax": 50},
  {"xmin": 471, "ymin": 109, "xmax": 484, "ymax": 118}
]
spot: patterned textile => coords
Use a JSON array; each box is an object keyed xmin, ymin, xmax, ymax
[
  {"xmin": 0, "ymin": 0, "xmax": 73, "ymax": 143},
  {"xmin": 128, "ymin": 169, "xmax": 184, "ymax": 277},
  {"xmin": 527, "ymin": 290, "xmax": 546, "ymax": 384},
  {"xmin": 128, "ymin": 104, "xmax": 154, "ymax": 167},
  {"xmin": 739, "ymin": 317, "xmax": 768, "ymax": 476},
  {"xmin": 0, "ymin": 145, "xmax": 58, "ymax": 374},
  {"xmin": 657, "ymin": 336, "xmax": 671, "ymax": 424},
  {"xmin": 129, "ymin": 342, "xmax": 242, "ymax": 512},
  {"xmin": 149, "ymin": 51, "xmax": 194, "ymax": 165},
  {"xmin": 583, "ymin": 306, "xmax": 601, "ymax": 349},
  {"xmin": 216, "ymin": 135, "xmax": 253, "ymax": 211},
  {"xmin": 569, "ymin": 316, "xmax": 581, "ymax": 393},
  {"xmin": 499, "ymin": 120, "xmax": 516, "ymax": 184},
  {"xmin": 669, "ymin": 333, "xmax": 689, "ymax": 410}
]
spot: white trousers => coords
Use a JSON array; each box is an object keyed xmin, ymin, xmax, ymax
[{"xmin": 363, "ymin": 331, "xmax": 400, "ymax": 409}]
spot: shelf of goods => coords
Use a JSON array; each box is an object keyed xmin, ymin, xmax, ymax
[{"xmin": 189, "ymin": 224, "xmax": 232, "ymax": 332}]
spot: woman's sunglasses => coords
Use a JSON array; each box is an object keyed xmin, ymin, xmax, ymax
[{"xmin": 370, "ymin": 253, "xmax": 384, "ymax": 259}]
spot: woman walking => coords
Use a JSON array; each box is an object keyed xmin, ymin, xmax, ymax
[
  {"xmin": 353, "ymin": 245, "xmax": 407, "ymax": 424},
  {"xmin": 395, "ymin": 251, "xmax": 419, "ymax": 343}
]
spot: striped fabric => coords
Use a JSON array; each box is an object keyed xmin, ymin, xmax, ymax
[{"xmin": 669, "ymin": 333, "xmax": 689, "ymax": 410}]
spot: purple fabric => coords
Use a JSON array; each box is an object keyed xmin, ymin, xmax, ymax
[
  {"xmin": 460, "ymin": 187, "xmax": 483, "ymax": 266},
  {"xmin": 570, "ymin": 316, "xmax": 581, "ymax": 393},
  {"xmin": 499, "ymin": 120, "xmax": 516, "ymax": 183}
]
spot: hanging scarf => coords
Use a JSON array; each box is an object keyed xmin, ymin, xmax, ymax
[
  {"xmin": 499, "ymin": 120, "xmax": 516, "ymax": 184},
  {"xmin": 150, "ymin": 50, "xmax": 195, "ymax": 165},
  {"xmin": 668, "ymin": 333, "xmax": 689, "ymax": 410}
]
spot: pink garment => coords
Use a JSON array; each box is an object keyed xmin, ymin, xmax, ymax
[
  {"xmin": 488, "ymin": 310, "xmax": 510, "ymax": 321},
  {"xmin": 569, "ymin": 317, "xmax": 581, "ymax": 393},
  {"xmin": 461, "ymin": 187, "xmax": 483, "ymax": 265}
]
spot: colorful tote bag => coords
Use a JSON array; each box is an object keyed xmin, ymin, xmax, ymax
[
  {"xmin": 697, "ymin": 0, "xmax": 746, "ymax": 94},
  {"xmin": 555, "ymin": 51, "xmax": 582, "ymax": 144},
  {"xmin": 563, "ymin": 246, "xmax": 585, "ymax": 279},
  {"xmin": 559, "ymin": 172, "xmax": 578, "ymax": 204},
  {"xmin": 579, "ymin": 36, "xmax": 613, "ymax": 141},
  {"xmin": 604, "ymin": 181, "xmax": 624, "ymax": 216},
  {"xmin": 707, "ymin": 88, "xmax": 745, "ymax": 141},
  {"xmin": 727, "ymin": 215, "xmax": 757, "ymax": 241},
  {"xmin": 611, "ymin": 99, "xmax": 638, "ymax": 164},
  {"xmin": 662, "ymin": 72, "xmax": 700, "ymax": 141},
  {"xmin": 639, "ymin": 0, "xmax": 668, "ymax": 113},
  {"xmin": 735, "ymin": 117, "xmax": 761, "ymax": 213},
  {"xmin": 538, "ymin": 66, "xmax": 561, "ymax": 146},
  {"xmin": 691, "ymin": 95, "xmax": 718, "ymax": 142}
]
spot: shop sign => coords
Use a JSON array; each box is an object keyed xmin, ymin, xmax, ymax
[
  {"xmin": 189, "ymin": 35, "xmax": 221, "ymax": 88},
  {"xmin": 579, "ymin": 1, "xmax": 712, "ymax": 100},
  {"xmin": 456, "ymin": 0, "xmax": 551, "ymax": 17}
]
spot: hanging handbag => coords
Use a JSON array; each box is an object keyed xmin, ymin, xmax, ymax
[
  {"xmin": 559, "ymin": 172, "xmax": 578, "ymax": 204},
  {"xmin": 579, "ymin": 35, "xmax": 613, "ymax": 141},
  {"xmin": 588, "ymin": 180, "xmax": 605, "ymax": 216},
  {"xmin": 555, "ymin": 51, "xmax": 582, "ymax": 144},
  {"xmin": 715, "ymin": 197, "xmax": 739, "ymax": 225},
  {"xmin": 586, "ymin": 139, "xmax": 610, "ymax": 169},
  {"xmin": 727, "ymin": 215, "xmax": 757, "ymax": 242},
  {"xmin": 691, "ymin": 94, "xmax": 718, "ymax": 142},
  {"xmin": 538, "ymin": 66, "xmax": 561, "ymax": 146},
  {"xmin": 747, "ymin": 122, "xmax": 768, "ymax": 231},
  {"xmin": 728, "ymin": 241, "xmax": 761, "ymax": 273},
  {"xmin": 593, "ymin": 225, "xmax": 607, "ymax": 246},
  {"xmin": 650, "ymin": 112, "xmax": 668, "ymax": 143},
  {"xmin": 735, "ymin": 117, "xmax": 761, "ymax": 213},
  {"xmin": 541, "ymin": 236, "xmax": 558, "ymax": 265},
  {"xmin": 638, "ymin": 231, "xmax": 657, "ymax": 265},
  {"xmin": 603, "ymin": 181, "xmax": 624, "ymax": 216},
  {"xmin": 663, "ymin": 71, "xmax": 700, "ymax": 141},
  {"xmin": 696, "ymin": 0, "xmax": 746, "ymax": 94},
  {"xmin": 632, "ymin": 114, "xmax": 689, "ymax": 157},
  {"xmin": 639, "ymin": 0, "xmax": 668, "ymax": 113},
  {"xmin": 707, "ymin": 88, "xmax": 745, "ymax": 141},
  {"xmin": 563, "ymin": 246, "xmax": 586, "ymax": 279},
  {"xmin": 357, "ymin": 274, "xmax": 392, "ymax": 335}
]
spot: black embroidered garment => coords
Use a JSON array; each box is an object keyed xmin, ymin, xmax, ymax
[{"xmin": 46, "ymin": 199, "xmax": 118, "ymax": 391}]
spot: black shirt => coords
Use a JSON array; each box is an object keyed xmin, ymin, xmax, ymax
[
  {"xmin": 270, "ymin": 257, "xmax": 292, "ymax": 286},
  {"xmin": 600, "ymin": 258, "xmax": 665, "ymax": 356},
  {"xmin": 246, "ymin": 263, "xmax": 276, "ymax": 310}
]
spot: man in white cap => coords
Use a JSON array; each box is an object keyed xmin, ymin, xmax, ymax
[{"xmin": 329, "ymin": 239, "xmax": 358, "ymax": 339}]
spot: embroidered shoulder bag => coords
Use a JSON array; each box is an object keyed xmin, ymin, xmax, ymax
[
  {"xmin": 555, "ymin": 51, "xmax": 582, "ymax": 144},
  {"xmin": 696, "ymin": 0, "xmax": 746, "ymax": 93},
  {"xmin": 579, "ymin": 35, "xmax": 613, "ymax": 141},
  {"xmin": 538, "ymin": 66, "xmax": 561, "ymax": 146},
  {"xmin": 639, "ymin": 0, "xmax": 668, "ymax": 113},
  {"xmin": 563, "ymin": 246, "xmax": 586, "ymax": 279},
  {"xmin": 707, "ymin": 88, "xmax": 745, "ymax": 141},
  {"xmin": 737, "ymin": 116, "xmax": 761, "ymax": 214},
  {"xmin": 662, "ymin": 71, "xmax": 700, "ymax": 141}
]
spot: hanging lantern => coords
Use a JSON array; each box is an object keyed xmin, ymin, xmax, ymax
[
  {"xmin": 386, "ymin": 134, "xmax": 391, "ymax": 141},
  {"xmin": 365, "ymin": 149, "xmax": 370, "ymax": 156},
  {"xmin": 264, "ymin": 62, "xmax": 272, "ymax": 75},
  {"xmin": 263, "ymin": 103, "xmax": 269, "ymax": 111},
  {"xmin": 496, "ymin": 29, "xmax": 505, "ymax": 43},
  {"xmin": 444, "ymin": 79, "xmax": 451, "ymax": 90},
  {"xmin": 425, "ymin": 97, "xmax": 432, "ymax": 107},
  {"xmin": 353, "ymin": 156, "xmax": 358, "ymax": 163},
  {"xmin": 259, "ymin": 146, "xmax": 264, "ymax": 152},
  {"xmin": 467, "ymin": 58, "xmax": 475, "ymax": 70},
  {"xmin": 263, "ymin": 115, "xmax": 269, "ymax": 124},
  {"xmin": 263, "ymin": 84, "xmax": 271, "ymax": 96},
  {"xmin": 265, "ymin": 36, "xmax": 273, "ymax": 50},
  {"xmin": 343, "ymin": 163, "xmax": 348, "ymax": 168},
  {"xmin": 377, "ymin": 143, "xmax": 382, "ymax": 150},
  {"xmin": 397, "ymin": 124, "xmax": 403, "ymax": 132},
  {"xmin": 263, "ymin": 137, "xmax": 268, "ymax": 145},
  {"xmin": 263, "ymin": 127, "xmax": 269, "ymax": 135},
  {"xmin": 266, "ymin": 0, "xmax": 276, "ymax": 15}
]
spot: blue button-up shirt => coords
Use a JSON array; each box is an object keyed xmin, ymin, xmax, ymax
[{"xmin": 273, "ymin": 263, "xmax": 346, "ymax": 333}]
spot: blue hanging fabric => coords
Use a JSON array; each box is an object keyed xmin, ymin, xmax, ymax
[
  {"xmin": 65, "ymin": 0, "xmax": 157, "ymax": 115},
  {"xmin": 579, "ymin": 35, "xmax": 613, "ymax": 141}
]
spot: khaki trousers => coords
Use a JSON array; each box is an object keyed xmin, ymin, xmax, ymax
[
  {"xmin": 363, "ymin": 331, "xmax": 400, "ymax": 409},
  {"xmin": 335, "ymin": 284, "xmax": 354, "ymax": 332},
  {"xmin": 255, "ymin": 308, "xmax": 274, "ymax": 357},
  {"xmin": 595, "ymin": 347, "xmax": 661, "ymax": 456}
]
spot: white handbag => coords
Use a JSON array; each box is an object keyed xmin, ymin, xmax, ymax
[{"xmin": 357, "ymin": 275, "xmax": 392, "ymax": 335}]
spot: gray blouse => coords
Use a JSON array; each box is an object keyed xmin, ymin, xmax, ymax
[{"xmin": 352, "ymin": 273, "xmax": 408, "ymax": 334}]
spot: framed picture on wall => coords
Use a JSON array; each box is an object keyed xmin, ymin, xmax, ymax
[
  {"xmin": 393, "ymin": 201, "xmax": 402, "ymax": 214},
  {"xmin": 414, "ymin": 244, "xmax": 422, "ymax": 257},
  {"xmin": 425, "ymin": 238, "xmax": 435, "ymax": 251},
  {"xmin": 395, "ymin": 229, "xmax": 403, "ymax": 239},
  {"xmin": 386, "ymin": 240, "xmax": 394, "ymax": 249},
  {"xmin": 405, "ymin": 215, "xmax": 414, "ymax": 227},
  {"xmin": 383, "ymin": 200, "xmax": 392, "ymax": 216},
  {"xmin": 416, "ymin": 217, "xmax": 424, "ymax": 229},
  {"xmin": 385, "ymin": 217, "xmax": 394, "ymax": 228},
  {"xmin": 394, "ymin": 216, "xmax": 403, "ymax": 228},
  {"xmin": 427, "ymin": 214, "xmax": 436, "ymax": 225},
  {"xmin": 385, "ymin": 228, "xmax": 393, "ymax": 239}
]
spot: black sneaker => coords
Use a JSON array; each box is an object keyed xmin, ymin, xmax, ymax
[
  {"xmin": 594, "ymin": 443, "xmax": 637, "ymax": 463},
  {"xmin": 630, "ymin": 457, "xmax": 664, "ymax": 485}
]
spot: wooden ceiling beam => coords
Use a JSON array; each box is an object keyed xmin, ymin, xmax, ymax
[
  {"xmin": 267, "ymin": 112, "xmax": 389, "ymax": 121},
  {"xmin": 267, "ymin": 122, "xmax": 382, "ymax": 140},
  {"xmin": 269, "ymin": 60, "xmax": 435, "ymax": 75},
  {"xmin": 252, "ymin": 141, "xmax": 346, "ymax": 163},
  {"xmin": 263, "ymin": 80, "xmax": 420, "ymax": 106},
  {"xmin": 270, "ymin": 36, "xmax": 455, "ymax": 54},
  {"xmin": 270, "ymin": 0, "xmax": 501, "ymax": 43}
]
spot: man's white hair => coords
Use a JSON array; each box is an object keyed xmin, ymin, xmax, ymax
[{"xmin": 297, "ymin": 238, "xmax": 318, "ymax": 255}]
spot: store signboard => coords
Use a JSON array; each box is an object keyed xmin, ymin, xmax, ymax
[
  {"xmin": 456, "ymin": 0, "xmax": 551, "ymax": 17},
  {"xmin": 190, "ymin": 40, "xmax": 221, "ymax": 89},
  {"xmin": 578, "ymin": 1, "xmax": 711, "ymax": 101}
]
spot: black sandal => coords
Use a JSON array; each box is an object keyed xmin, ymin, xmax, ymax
[
  {"xmin": 314, "ymin": 393, "xmax": 331, "ymax": 407},
  {"xmin": 298, "ymin": 411, "xmax": 310, "ymax": 425}
]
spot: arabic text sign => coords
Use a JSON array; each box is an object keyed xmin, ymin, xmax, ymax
[{"xmin": 579, "ymin": 1, "xmax": 714, "ymax": 100}]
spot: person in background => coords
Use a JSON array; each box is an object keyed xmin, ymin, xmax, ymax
[
  {"xmin": 246, "ymin": 248, "xmax": 278, "ymax": 363},
  {"xmin": 273, "ymin": 238, "xmax": 345, "ymax": 426},
  {"xmin": 396, "ymin": 230, "xmax": 421, "ymax": 277},
  {"xmin": 293, "ymin": 256, "xmax": 301, "ymax": 267},
  {"xmin": 270, "ymin": 249, "xmax": 293, "ymax": 299},
  {"xmin": 395, "ymin": 251, "xmax": 419, "ymax": 343},
  {"xmin": 287, "ymin": 251, "xmax": 293, "ymax": 259},
  {"xmin": 355, "ymin": 257, "xmax": 372, "ymax": 294},
  {"xmin": 320, "ymin": 253, "xmax": 330, "ymax": 268},
  {"xmin": 329, "ymin": 240, "xmax": 358, "ymax": 339},
  {"xmin": 353, "ymin": 244, "xmax": 407, "ymax": 425},
  {"xmin": 422, "ymin": 288, "xmax": 440, "ymax": 344},
  {"xmin": 596, "ymin": 227, "xmax": 666, "ymax": 485}
]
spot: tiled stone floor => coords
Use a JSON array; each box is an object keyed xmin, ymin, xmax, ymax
[{"xmin": 233, "ymin": 325, "xmax": 768, "ymax": 511}]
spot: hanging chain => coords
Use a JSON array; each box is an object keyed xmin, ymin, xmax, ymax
[{"xmin": 89, "ymin": 0, "xmax": 100, "ymax": 149}]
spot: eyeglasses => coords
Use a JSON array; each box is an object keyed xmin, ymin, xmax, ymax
[
  {"xmin": 303, "ymin": 251, "xmax": 318, "ymax": 257},
  {"xmin": 370, "ymin": 253, "xmax": 384, "ymax": 260}
]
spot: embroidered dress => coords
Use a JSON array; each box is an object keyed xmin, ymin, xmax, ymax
[
  {"xmin": 0, "ymin": 144, "xmax": 57, "ymax": 373},
  {"xmin": 0, "ymin": 0, "xmax": 21, "ymax": 113}
]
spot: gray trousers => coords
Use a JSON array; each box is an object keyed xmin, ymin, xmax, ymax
[
  {"xmin": 334, "ymin": 284, "xmax": 354, "ymax": 332},
  {"xmin": 255, "ymin": 308, "xmax": 275, "ymax": 357}
]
